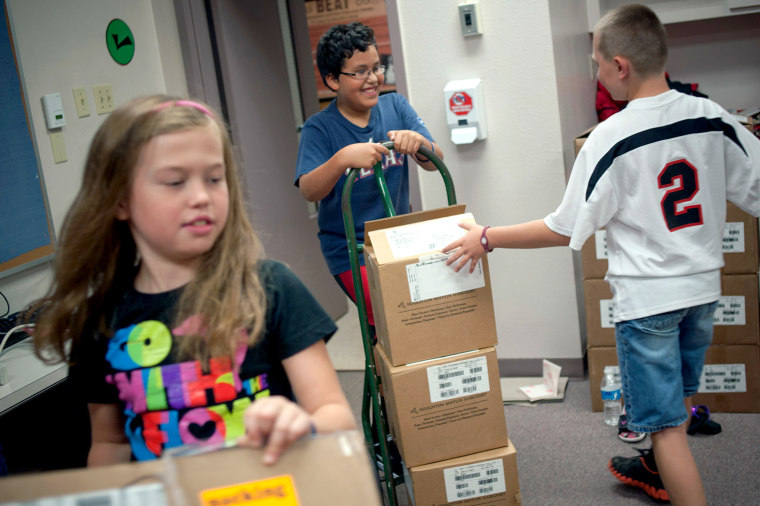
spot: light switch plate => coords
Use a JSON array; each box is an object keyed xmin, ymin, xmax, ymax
[
  {"xmin": 93, "ymin": 84, "xmax": 115, "ymax": 114},
  {"xmin": 459, "ymin": 3, "xmax": 482, "ymax": 36},
  {"xmin": 73, "ymin": 87, "xmax": 91, "ymax": 117}
]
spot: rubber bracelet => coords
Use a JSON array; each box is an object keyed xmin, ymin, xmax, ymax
[{"xmin": 480, "ymin": 226, "xmax": 493, "ymax": 252}]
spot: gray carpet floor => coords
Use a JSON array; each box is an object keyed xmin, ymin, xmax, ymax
[{"xmin": 337, "ymin": 371, "xmax": 760, "ymax": 505}]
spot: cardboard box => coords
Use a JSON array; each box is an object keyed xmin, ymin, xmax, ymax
[
  {"xmin": 583, "ymin": 274, "xmax": 760, "ymax": 348},
  {"xmin": 723, "ymin": 201, "xmax": 759, "ymax": 274},
  {"xmin": 364, "ymin": 205, "xmax": 498, "ymax": 366},
  {"xmin": 713, "ymin": 274, "xmax": 760, "ymax": 345},
  {"xmin": 377, "ymin": 345, "xmax": 508, "ymax": 468},
  {"xmin": 0, "ymin": 431, "xmax": 382, "ymax": 505},
  {"xmin": 574, "ymin": 125, "xmax": 595, "ymax": 157},
  {"xmin": 404, "ymin": 440, "xmax": 521, "ymax": 506},
  {"xmin": 579, "ymin": 204, "xmax": 758, "ymax": 280},
  {"xmin": 582, "ymin": 278, "xmax": 615, "ymax": 348},
  {"xmin": 588, "ymin": 345, "xmax": 760, "ymax": 413}
]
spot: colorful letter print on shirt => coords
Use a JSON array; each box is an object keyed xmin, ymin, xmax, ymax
[{"xmin": 105, "ymin": 318, "xmax": 269, "ymax": 460}]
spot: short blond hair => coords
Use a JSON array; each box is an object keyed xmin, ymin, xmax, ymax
[{"xmin": 595, "ymin": 4, "xmax": 667, "ymax": 78}]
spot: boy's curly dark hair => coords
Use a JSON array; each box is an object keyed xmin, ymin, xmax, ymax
[{"xmin": 316, "ymin": 22, "xmax": 376, "ymax": 88}]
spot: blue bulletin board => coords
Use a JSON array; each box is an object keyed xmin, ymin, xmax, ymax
[{"xmin": 1, "ymin": 1, "xmax": 55, "ymax": 277}]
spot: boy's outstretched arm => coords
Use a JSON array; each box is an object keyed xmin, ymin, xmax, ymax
[
  {"xmin": 443, "ymin": 219, "xmax": 571, "ymax": 273},
  {"xmin": 298, "ymin": 142, "xmax": 390, "ymax": 202},
  {"xmin": 387, "ymin": 130, "xmax": 443, "ymax": 172}
]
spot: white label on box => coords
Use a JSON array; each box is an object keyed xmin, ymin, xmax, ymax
[
  {"xmin": 698, "ymin": 363, "xmax": 747, "ymax": 393},
  {"xmin": 443, "ymin": 458, "xmax": 506, "ymax": 502},
  {"xmin": 599, "ymin": 299, "xmax": 615, "ymax": 328},
  {"xmin": 427, "ymin": 355, "xmax": 490, "ymax": 403},
  {"xmin": 595, "ymin": 230, "xmax": 608, "ymax": 259},
  {"xmin": 384, "ymin": 215, "xmax": 469, "ymax": 259},
  {"xmin": 713, "ymin": 296, "xmax": 746, "ymax": 326},
  {"xmin": 407, "ymin": 253, "xmax": 485, "ymax": 302},
  {"xmin": 723, "ymin": 222, "xmax": 745, "ymax": 253},
  {"xmin": 10, "ymin": 482, "xmax": 169, "ymax": 505}
]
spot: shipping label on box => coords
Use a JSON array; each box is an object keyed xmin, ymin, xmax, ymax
[
  {"xmin": 378, "ymin": 346, "xmax": 508, "ymax": 468},
  {"xmin": 365, "ymin": 205, "xmax": 498, "ymax": 366},
  {"xmin": 698, "ymin": 363, "xmax": 747, "ymax": 393},
  {"xmin": 407, "ymin": 253, "xmax": 485, "ymax": 302},
  {"xmin": 426, "ymin": 355, "xmax": 490, "ymax": 402},
  {"xmin": 405, "ymin": 442, "xmax": 521, "ymax": 506},
  {"xmin": 443, "ymin": 457, "xmax": 506, "ymax": 501},
  {"xmin": 714, "ymin": 296, "xmax": 746, "ymax": 326}
]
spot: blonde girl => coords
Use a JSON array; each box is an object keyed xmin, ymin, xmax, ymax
[{"xmin": 31, "ymin": 95, "xmax": 355, "ymax": 466}]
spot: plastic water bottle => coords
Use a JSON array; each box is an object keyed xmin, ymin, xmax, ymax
[{"xmin": 601, "ymin": 366, "xmax": 622, "ymax": 426}]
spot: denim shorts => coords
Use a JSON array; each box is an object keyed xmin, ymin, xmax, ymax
[{"xmin": 615, "ymin": 301, "xmax": 718, "ymax": 433}]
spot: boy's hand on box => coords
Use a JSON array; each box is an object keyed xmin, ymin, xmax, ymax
[
  {"xmin": 443, "ymin": 222, "xmax": 486, "ymax": 273},
  {"xmin": 238, "ymin": 395, "xmax": 314, "ymax": 465},
  {"xmin": 388, "ymin": 130, "xmax": 427, "ymax": 155},
  {"xmin": 339, "ymin": 142, "xmax": 389, "ymax": 170}
]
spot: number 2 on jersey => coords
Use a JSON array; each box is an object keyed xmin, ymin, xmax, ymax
[{"xmin": 658, "ymin": 159, "xmax": 703, "ymax": 232}]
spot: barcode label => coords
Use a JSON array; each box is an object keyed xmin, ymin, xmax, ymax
[
  {"xmin": 594, "ymin": 230, "xmax": 608, "ymax": 259},
  {"xmin": 427, "ymin": 356, "xmax": 490, "ymax": 402},
  {"xmin": 698, "ymin": 363, "xmax": 747, "ymax": 393},
  {"xmin": 723, "ymin": 222, "xmax": 745, "ymax": 253},
  {"xmin": 4, "ymin": 483, "xmax": 168, "ymax": 506},
  {"xmin": 713, "ymin": 296, "xmax": 746, "ymax": 326},
  {"xmin": 444, "ymin": 458, "xmax": 506, "ymax": 502},
  {"xmin": 600, "ymin": 299, "xmax": 615, "ymax": 328}
]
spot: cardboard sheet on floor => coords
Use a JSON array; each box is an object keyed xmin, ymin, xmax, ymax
[{"xmin": 500, "ymin": 376, "xmax": 569, "ymax": 405}]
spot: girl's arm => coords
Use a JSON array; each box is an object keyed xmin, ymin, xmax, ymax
[
  {"xmin": 87, "ymin": 403, "xmax": 131, "ymax": 466},
  {"xmin": 239, "ymin": 339, "xmax": 356, "ymax": 465}
]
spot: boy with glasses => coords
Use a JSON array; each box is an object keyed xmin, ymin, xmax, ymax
[{"xmin": 295, "ymin": 22, "xmax": 443, "ymax": 330}]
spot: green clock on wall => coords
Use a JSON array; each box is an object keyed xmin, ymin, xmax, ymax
[{"xmin": 106, "ymin": 18, "xmax": 134, "ymax": 65}]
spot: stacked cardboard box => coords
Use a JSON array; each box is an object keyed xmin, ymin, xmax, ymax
[
  {"xmin": 575, "ymin": 128, "xmax": 760, "ymax": 413},
  {"xmin": 364, "ymin": 205, "xmax": 520, "ymax": 505}
]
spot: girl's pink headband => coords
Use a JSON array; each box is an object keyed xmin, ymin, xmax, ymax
[{"xmin": 152, "ymin": 99, "xmax": 214, "ymax": 117}]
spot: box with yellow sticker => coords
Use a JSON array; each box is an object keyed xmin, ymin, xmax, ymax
[{"xmin": 0, "ymin": 431, "xmax": 381, "ymax": 506}]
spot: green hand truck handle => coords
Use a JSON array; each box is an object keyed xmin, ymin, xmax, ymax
[{"xmin": 340, "ymin": 140, "xmax": 457, "ymax": 505}]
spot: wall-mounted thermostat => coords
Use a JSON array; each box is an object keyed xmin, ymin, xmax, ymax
[
  {"xmin": 459, "ymin": 3, "xmax": 482, "ymax": 37},
  {"xmin": 42, "ymin": 92, "xmax": 66, "ymax": 129}
]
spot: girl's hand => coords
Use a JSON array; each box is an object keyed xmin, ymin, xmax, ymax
[
  {"xmin": 238, "ymin": 395, "xmax": 315, "ymax": 465},
  {"xmin": 387, "ymin": 130, "xmax": 427, "ymax": 155}
]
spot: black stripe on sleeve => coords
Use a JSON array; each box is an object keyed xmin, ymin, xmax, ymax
[{"xmin": 585, "ymin": 117, "xmax": 747, "ymax": 201}]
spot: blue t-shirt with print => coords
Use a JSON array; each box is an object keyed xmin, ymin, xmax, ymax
[{"xmin": 295, "ymin": 93, "xmax": 435, "ymax": 275}]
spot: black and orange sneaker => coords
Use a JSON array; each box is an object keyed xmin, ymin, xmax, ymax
[{"xmin": 608, "ymin": 448, "xmax": 670, "ymax": 502}]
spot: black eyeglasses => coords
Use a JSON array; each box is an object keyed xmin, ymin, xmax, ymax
[{"xmin": 339, "ymin": 65, "xmax": 386, "ymax": 80}]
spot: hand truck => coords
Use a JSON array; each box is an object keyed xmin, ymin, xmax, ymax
[{"xmin": 341, "ymin": 141, "xmax": 457, "ymax": 505}]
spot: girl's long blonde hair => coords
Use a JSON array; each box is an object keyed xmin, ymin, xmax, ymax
[{"xmin": 31, "ymin": 95, "xmax": 267, "ymax": 364}]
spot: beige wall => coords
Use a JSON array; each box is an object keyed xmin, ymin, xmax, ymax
[
  {"xmin": 2, "ymin": 0, "xmax": 187, "ymax": 312},
  {"xmin": 391, "ymin": 0, "xmax": 591, "ymax": 361}
]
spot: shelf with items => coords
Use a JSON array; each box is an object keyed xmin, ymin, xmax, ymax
[{"xmin": 585, "ymin": 0, "xmax": 760, "ymax": 31}]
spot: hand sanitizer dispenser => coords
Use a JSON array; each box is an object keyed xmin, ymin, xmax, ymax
[{"xmin": 444, "ymin": 78, "xmax": 487, "ymax": 144}]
